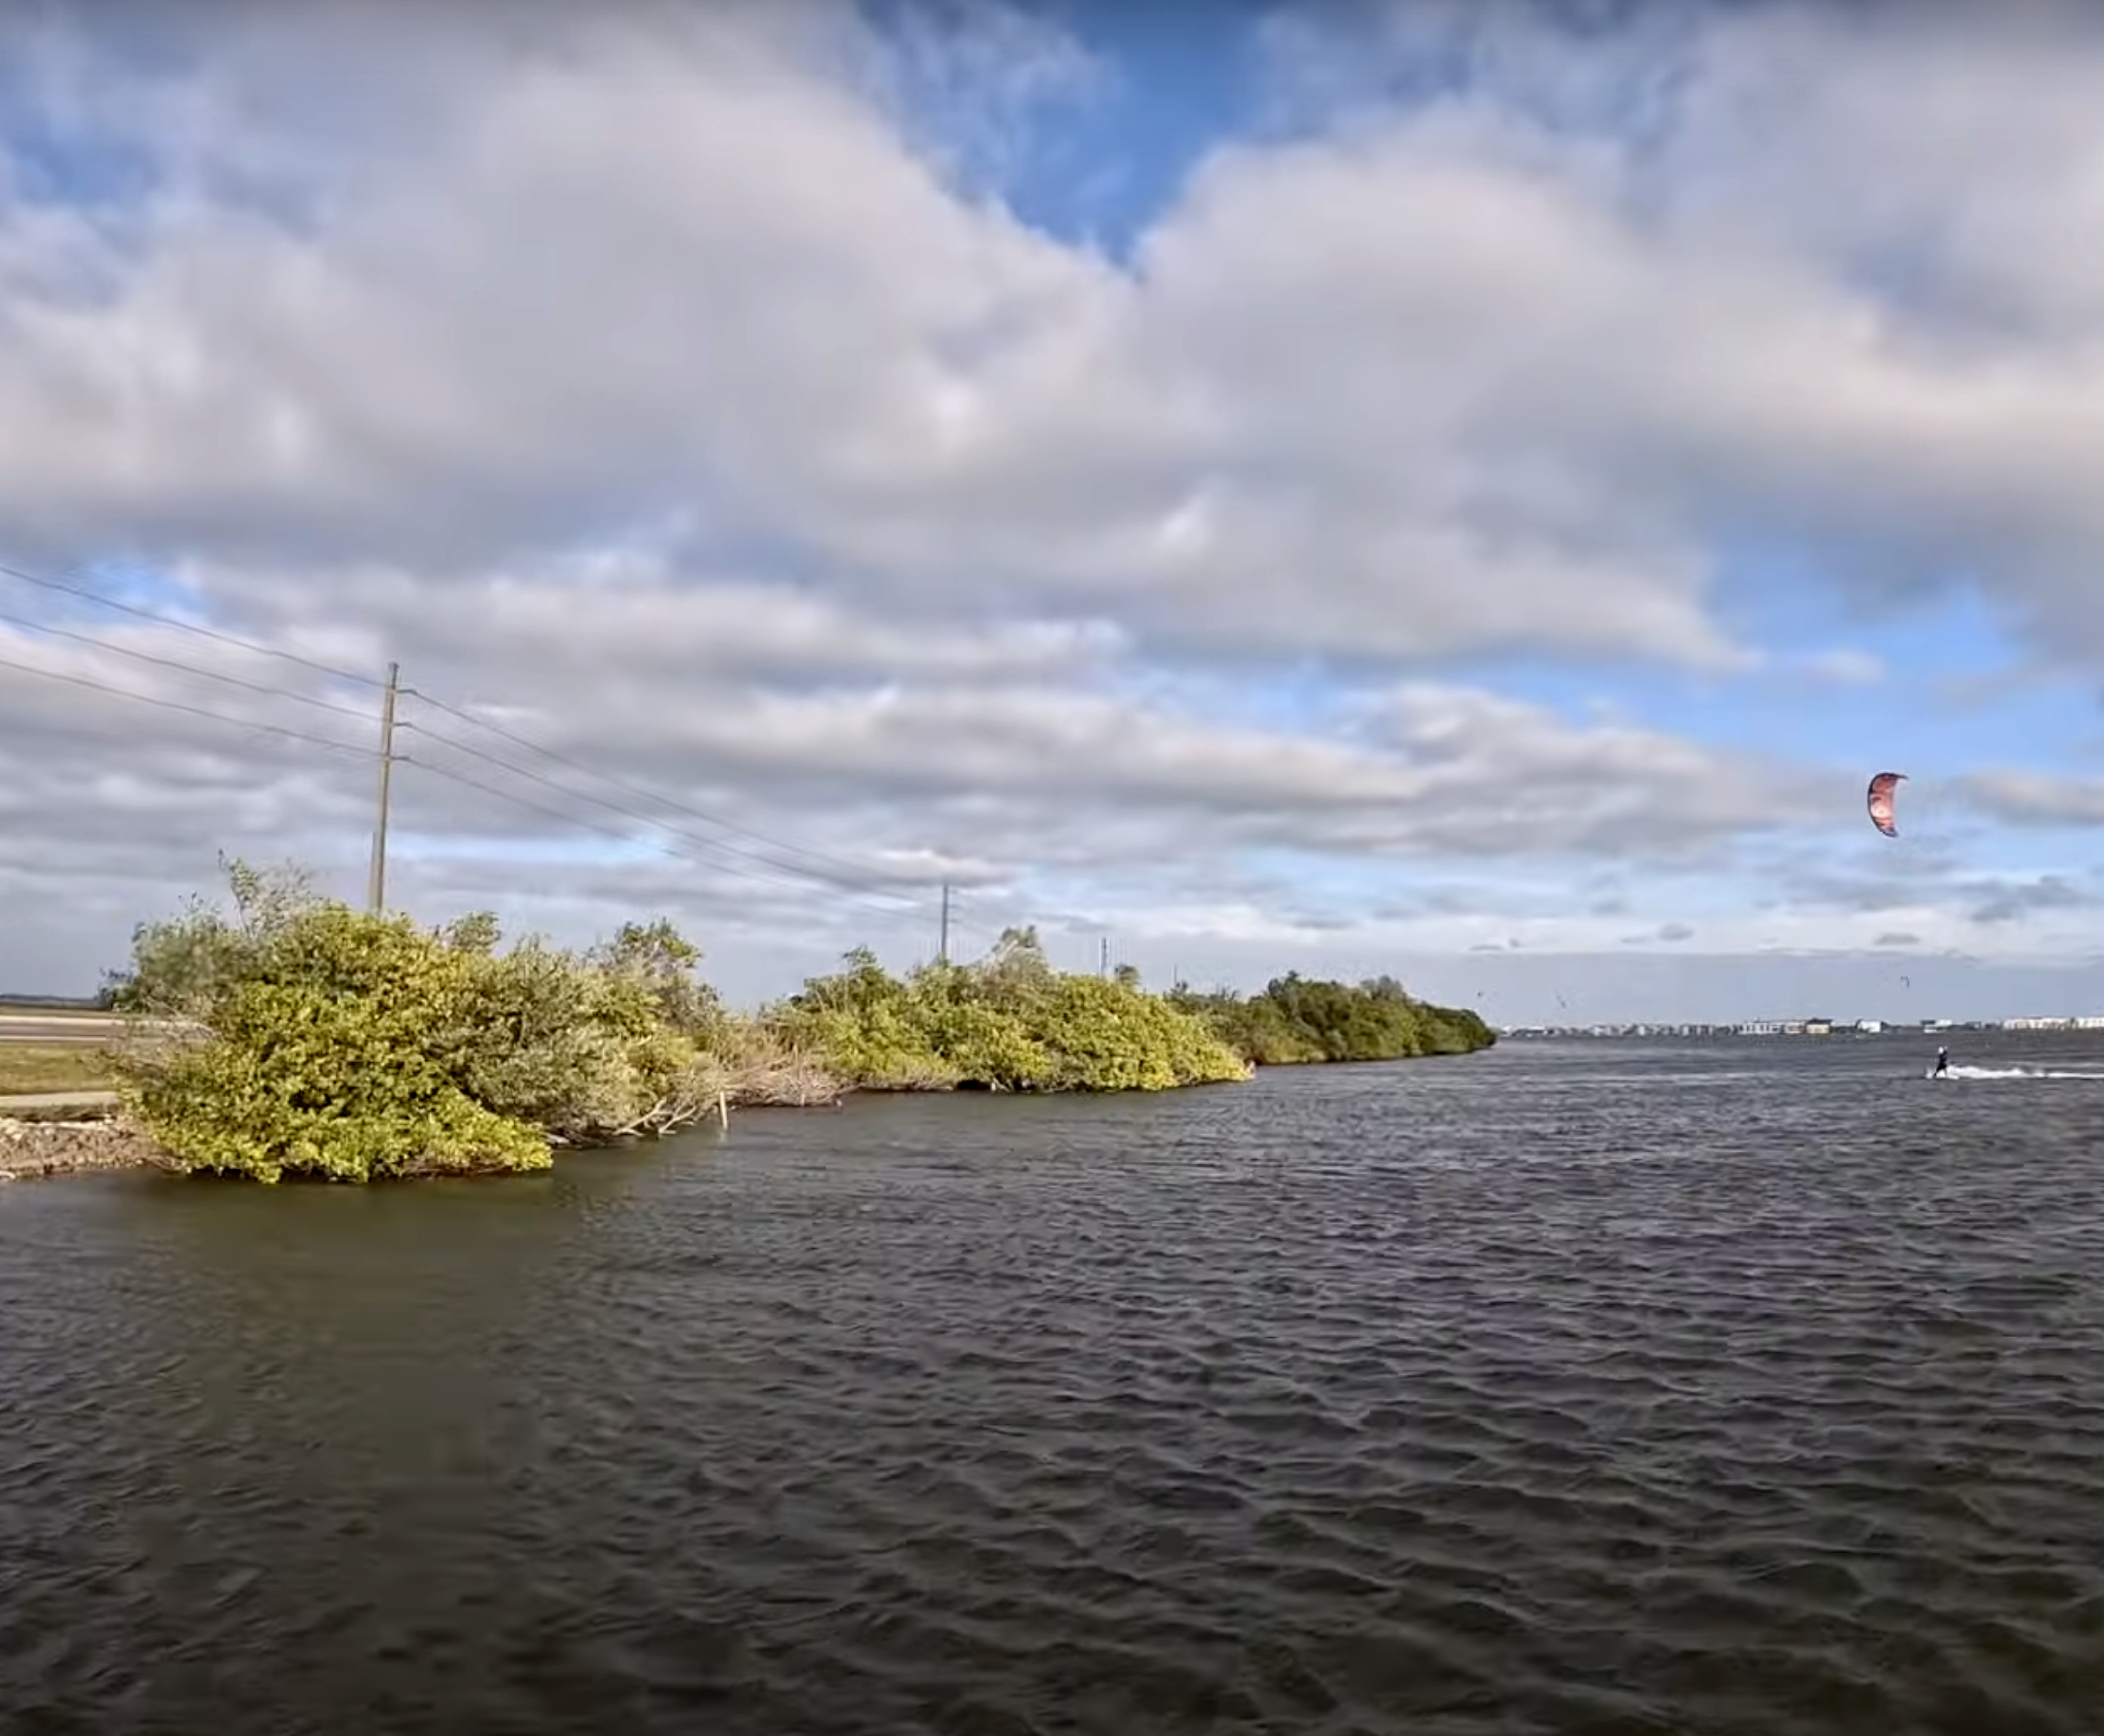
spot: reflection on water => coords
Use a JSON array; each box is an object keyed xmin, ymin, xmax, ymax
[{"xmin": 6, "ymin": 1035, "xmax": 2104, "ymax": 1732}]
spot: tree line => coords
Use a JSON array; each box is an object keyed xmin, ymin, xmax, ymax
[
  {"xmin": 98, "ymin": 859, "xmax": 1492, "ymax": 1184},
  {"xmin": 1168, "ymin": 971, "xmax": 1495, "ymax": 1064}
]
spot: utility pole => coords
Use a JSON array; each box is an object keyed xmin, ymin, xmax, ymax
[
  {"xmin": 938, "ymin": 881, "xmax": 951, "ymax": 966},
  {"xmin": 1100, "ymin": 934, "xmax": 1109, "ymax": 979},
  {"xmin": 367, "ymin": 660, "xmax": 401, "ymax": 914}
]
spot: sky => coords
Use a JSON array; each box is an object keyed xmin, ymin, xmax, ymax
[{"xmin": 5, "ymin": 0, "xmax": 2104, "ymax": 1027}]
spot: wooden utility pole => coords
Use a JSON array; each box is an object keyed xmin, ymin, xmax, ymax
[
  {"xmin": 1100, "ymin": 934, "xmax": 1109, "ymax": 979},
  {"xmin": 367, "ymin": 660, "xmax": 401, "ymax": 914},
  {"xmin": 938, "ymin": 881, "xmax": 951, "ymax": 965}
]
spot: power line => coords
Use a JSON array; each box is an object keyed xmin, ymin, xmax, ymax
[
  {"xmin": 0, "ymin": 557, "xmax": 383, "ymax": 690},
  {"xmin": 398, "ymin": 755, "xmax": 642, "ymax": 849},
  {"xmin": 400, "ymin": 751, "xmax": 923, "ymax": 926},
  {"xmin": 930, "ymin": 886, "xmax": 1012, "ymax": 965},
  {"xmin": 0, "ymin": 638, "xmax": 919, "ymax": 926},
  {"xmin": 398, "ymin": 708, "xmax": 926, "ymax": 910},
  {"xmin": 0, "ymin": 632, "xmax": 954, "ymax": 943},
  {"xmin": 0, "ymin": 553, "xmax": 959, "ymax": 924},
  {"xmin": 0, "ymin": 606, "xmax": 379, "ymax": 725},
  {"xmin": 400, "ymin": 730, "xmax": 923, "ymax": 917},
  {"xmin": 406, "ymin": 752, "xmax": 890, "ymax": 920},
  {"xmin": 403, "ymin": 686, "xmax": 900, "ymax": 891},
  {"xmin": 0, "ymin": 628, "xmax": 928, "ymax": 917},
  {"xmin": 0, "ymin": 635, "xmax": 911, "ymax": 921},
  {"xmin": 0, "ymin": 649, "xmax": 381, "ymax": 762}
]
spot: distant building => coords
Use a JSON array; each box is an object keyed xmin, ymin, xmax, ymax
[{"xmin": 1493, "ymin": 1014, "xmax": 2092, "ymax": 1041}]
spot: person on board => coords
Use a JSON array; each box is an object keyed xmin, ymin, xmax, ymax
[{"xmin": 1931, "ymin": 1045, "xmax": 1949, "ymax": 1078}]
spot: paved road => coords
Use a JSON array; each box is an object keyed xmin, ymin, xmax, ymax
[
  {"xmin": 0, "ymin": 1014, "xmax": 179, "ymax": 1045},
  {"xmin": 0, "ymin": 1091, "xmax": 120, "ymax": 1112}
]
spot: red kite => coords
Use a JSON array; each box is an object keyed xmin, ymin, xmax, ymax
[{"xmin": 1867, "ymin": 770, "xmax": 1904, "ymax": 837}]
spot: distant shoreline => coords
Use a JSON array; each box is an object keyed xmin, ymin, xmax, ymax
[{"xmin": 1500, "ymin": 1022, "xmax": 2094, "ymax": 1040}]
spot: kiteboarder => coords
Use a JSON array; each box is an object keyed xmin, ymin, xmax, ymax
[{"xmin": 1932, "ymin": 1045, "xmax": 1949, "ymax": 1078}]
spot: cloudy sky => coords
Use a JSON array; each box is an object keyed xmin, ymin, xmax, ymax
[{"xmin": 4, "ymin": 0, "xmax": 2104, "ymax": 1026}]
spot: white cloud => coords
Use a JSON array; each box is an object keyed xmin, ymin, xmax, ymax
[
  {"xmin": 11, "ymin": 0, "xmax": 2104, "ymax": 678},
  {"xmin": 1958, "ymin": 770, "xmax": 2104, "ymax": 829},
  {"xmin": 0, "ymin": 574, "xmax": 1825, "ymax": 993},
  {"xmin": 1, "ymin": 1, "xmax": 2103, "ymax": 1014},
  {"xmin": 1798, "ymin": 648, "xmax": 1885, "ymax": 686},
  {"xmin": 0, "ymin": 0, "xmax": 1751, "ymax": 669},
  {"xmin": 1238, "ymin": 0, "xmax": 2104, "ymax": 669}
]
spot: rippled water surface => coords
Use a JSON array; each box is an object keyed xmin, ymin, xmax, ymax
[{"xmin": 9, "ymin": 1035, "xmax": 2104, "ymax": 1733}]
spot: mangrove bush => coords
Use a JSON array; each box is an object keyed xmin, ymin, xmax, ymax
[
  {"xmin": 763, "ymin": 926, "xmax": 1253, "ymax": 1092},
  {"xmin": 1170, "ymin": 970, "xmax": 1496, "ymax": 1065},
  {"xmin": 99, "ymin": 862, "xmax": 1488, "ymax": 1184},
  {"xmin": 106, "ymin": 860, "xmax": 759, "ymax": 1182}
]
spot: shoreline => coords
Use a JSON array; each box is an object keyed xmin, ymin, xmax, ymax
[
  {"xmin": 0, "ymin": 1045, "xmax": 1492, "ymax": 1185},
  {"xmin": 41, "ymin": 863, "xmax": 1491, "ymax": 1185}
]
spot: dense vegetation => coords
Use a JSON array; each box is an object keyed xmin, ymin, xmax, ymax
[
  {"xmin": 105, "ymin": 863, "xmax": 768, "ymax": 1182},
  {"xmin": 93, "ymin": 861, "xmax": 1490, "ymax": 1184},
  {"xmin": 100, "ymin": 863, "xmax": 1251, "ymax": 1182},
  {"xmin": 771, "ymin": 930, "xmax": 1251, "ymax": 1094},
  {"xmin": 1170, "ymin": 971, "xmax": 1496, "ymax": 1065}
]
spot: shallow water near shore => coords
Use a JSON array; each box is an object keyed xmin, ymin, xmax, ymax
[{"xmin": 6, "ymin": 1033, "xmax": 2104, "ymax": 1733}]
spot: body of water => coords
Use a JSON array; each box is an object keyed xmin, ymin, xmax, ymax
[{"xmin": 6, "ymin": 1033, "xmax": 2104, "ymax": 1733}]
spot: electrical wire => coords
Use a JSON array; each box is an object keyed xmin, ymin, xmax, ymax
[
  {"xmin": 399, "ymin": 754, "xmax": 652, "ymax": 849},
  {"xmin": 0, "ymin": 551, "xmax": 937, "ymax": 899},
  {"xmin": 403, "ymin": 686, "xmax": 902, "ymax": 890},
  {"xmin": 0, "ymin": 606, "xmax": 379, "ymax": 724},
  {"xmin": 0, "ymin": 644, "xmax": 928, "ymax": 933},
  {"xmin": 0, "ymin": 558, "xmax": 385, "ymax": 689},
  {"xmin": 0, "ymin": 650, "xmax": 381, "ymax": 761},
  {"xmin": 398, "ymin": 716, "xmax": 922, "ymax": 913},
  {"xmin": 399, "ymin": 737, "xmax": 925, "ymax": 918},
  {"xmin": 0, "ymin": 552, "xmax": 954, "ymax": 926},
  {"xmin": 0, "ymin": 639, "xmax": 932, "ymax": 932},
  {"xmin": 399, "ymin": 751, "xmax": 927, "ymax": 927}
]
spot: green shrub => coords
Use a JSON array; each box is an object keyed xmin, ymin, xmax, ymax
[
  {"xmin": 101, "ymin": 855, "xmax": 1486, "ymax": 1187},
  {"xmin": 765, "ymin": 927, "xmax": 1249, "ymax": 1093},
  {"xmin": 108, "ymin": 859, "xmax": 741, "ymax": 1182},
  {"xmin": 1169, "ymin": 970, "xmax": 1496, "ymax": 1066},
  {"xmin": 122, "ymin": 899, "xmax": 549, "ymax": 1182}
]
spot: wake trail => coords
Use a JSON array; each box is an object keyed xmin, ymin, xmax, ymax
[{"xmin": 1930, "ymin": 1064, "xmax": 2104, "ymax": 1082}]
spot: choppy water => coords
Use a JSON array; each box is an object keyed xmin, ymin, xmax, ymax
[{"xmin": 7, "ymin": 1033, "xmax": 2104, "ymax": 1733}]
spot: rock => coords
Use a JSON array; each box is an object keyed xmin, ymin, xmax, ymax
[{"xmin": 0, "ymin": 1115, "xmax": 171, "ymax": 1182}]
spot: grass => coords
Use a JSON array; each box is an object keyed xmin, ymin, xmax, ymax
[{"xmin": 0, "ymin": 1042, "xmax": 120, "ymax": 1098}]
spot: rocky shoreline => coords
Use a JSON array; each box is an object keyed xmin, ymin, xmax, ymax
[{"xmin": 0, "ymin": 1113, "xmax": 169, "ymax": 1182}]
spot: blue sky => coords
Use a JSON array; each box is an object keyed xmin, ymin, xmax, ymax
[
  {"xmin": 4, "ymin": 0, "xmax": 2104, "ymax": 1023},
  {"xmin": 867, "ymin": 0, "xmax": 2104, "ymax": 964},
  {"xmin": 913, "ymin": 0, "xmax": 1282, "ymax": 257}
]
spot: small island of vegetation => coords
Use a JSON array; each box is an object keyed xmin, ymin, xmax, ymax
[
  {"xmin": 1168, "ymin": 972, "xmax": 1495, "ymax": 1065},
  {"xmin": 3, "ymin": 859, "xmax": 1492, "ymax": 1184}
]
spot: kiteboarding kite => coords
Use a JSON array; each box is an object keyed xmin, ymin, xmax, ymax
[{"xmin": 1867, "ymin": 770, "xmax": 1905, "ymax": 837}]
